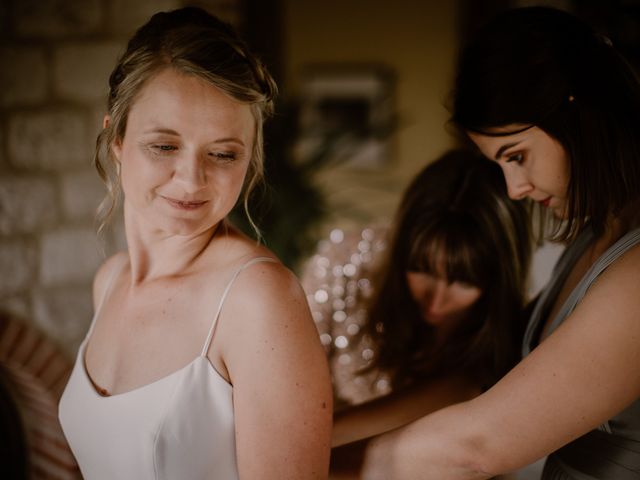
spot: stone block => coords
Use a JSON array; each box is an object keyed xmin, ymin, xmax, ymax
[
  {"xmin": 40, "ymin": 227, "xmax": 103, "ymax": 286},
  {"xmin": 0, "ymin": 240, "xmax": 36, "ymax": 296},
  {"xmin": 0, "ymin": 176, "xmax": 59, "ymax": 235},
  {"xmin": 14, "ymin": 0, "xmax": 103, "ymax": 38},
  {"xmin": 53, "ymin": 42, "xmax": 123, "ymax": 102},
  {"xmin": 0, "ymin": 47, "xmax": 47, "ymax": 107},
  {"xmin": 32, "ymin": 285, "xmax": 93, "ymax": 356},
  {"xmin": 60, "ymin": 169, "xmax": 105, "ymax": 221},
  {"xmin": 8, "ymin": 110, "xmax": 90, "ymax": 171},
  {"xmin": 107, "ymin": 0, "xmax": 180, "ymax": 36}
]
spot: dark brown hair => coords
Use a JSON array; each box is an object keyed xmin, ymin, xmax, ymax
[
  {"xmin": 367, "ymin": 150, "xmax": 532, "ymax": 389},
  {"xmin": 452, "ymin": 7, "xmax": 640, "ymax": 241}
]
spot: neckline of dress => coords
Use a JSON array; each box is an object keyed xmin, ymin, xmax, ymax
[{"xmin": 80, "ymin": 340, "xmax": 231, "ymax": 399}]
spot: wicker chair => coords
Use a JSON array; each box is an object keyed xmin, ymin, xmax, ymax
[{"xmin": 0, "ymin": 311, "xmax": 81, "ymax": 479}]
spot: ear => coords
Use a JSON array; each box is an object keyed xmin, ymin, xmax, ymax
[{"xmin": 104, "ymin": 115, "xmax": 123, "ymax": 161}]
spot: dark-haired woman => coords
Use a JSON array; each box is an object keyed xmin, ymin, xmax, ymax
[
  {"xmin": 360, "ymin": 7, "xmax": 640, "ymax": 479},
  {"xmin": 58, "ymin": 7, "xmax": 332, "ymax": 479},
  {"xmin": 304, "ymin": 150, "xmax": 532, "ymax": 451}
]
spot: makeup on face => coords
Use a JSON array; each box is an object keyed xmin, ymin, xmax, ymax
[{"xmin": 468, "ymin": 126, "xmax": 570, "ymax": 219}]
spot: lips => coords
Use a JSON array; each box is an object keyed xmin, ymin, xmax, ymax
[
  {"xmin": 161, "ymin": 196, "xmax": 208, "ymax": 210},
  {"xmin": 538, "ymin": 197, "xmax": 551, "ymax": 208}
]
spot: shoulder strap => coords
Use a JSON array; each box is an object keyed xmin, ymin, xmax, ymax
[
  {"xmin": 200, "ymin": 256, "xmax": 278, "ymax": 357},
  {"xmin": 522, "ymin": 227, "xmax": 594, "ymax": 357},
  {"xmin": 544, "ymin": 226, "xmax": 640, "ymax": 340},
  {"xmin": 86, "ymin": 255, "xmax": 128, "ymax": 340}
]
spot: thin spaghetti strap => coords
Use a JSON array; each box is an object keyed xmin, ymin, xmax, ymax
[
  {"xmin": 86, "ymin": 255, "xmax": 128, "ymax": 340},
  {"xmin": 200, "ymin": 256, "xmax": 278, "ymax": 357}
]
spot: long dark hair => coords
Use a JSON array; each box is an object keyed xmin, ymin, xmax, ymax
[
  {"xmin": 367, "ymin": 150, "xmax": 532, "ymax": 389},
  {"xmin": 452, "ymin": 7, "xmax": 640, "ymax": 241}
]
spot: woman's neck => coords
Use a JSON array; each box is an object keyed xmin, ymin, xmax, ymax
[{"xmin": 123, "ymin": 207, "xmax": 222, "ymax": 285}]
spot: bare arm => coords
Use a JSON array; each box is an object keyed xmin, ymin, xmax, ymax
[
  {"xmin": 221, "ymin": 262, "xmax": 333, "ymax": 479},
  {"xmin": 360, "ymin": 245, "xmax": 640, "ymax": 479},
  {"xmin": 333, "ymin": 375, "xmax": 480, "ymax": 447}
]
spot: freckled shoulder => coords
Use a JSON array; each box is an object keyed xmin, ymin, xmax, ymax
[
  {"xmin": 214, "ymin": 257, "xmax": 315, "ymax": 346},
  {"xmin": 233, "ymin": 259, "xmax": 306, "ymax": 311}
]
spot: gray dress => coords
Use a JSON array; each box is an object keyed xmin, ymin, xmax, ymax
[{"xmin": 522, "ymin": 226, "xmax": 640, "ymax": 480}]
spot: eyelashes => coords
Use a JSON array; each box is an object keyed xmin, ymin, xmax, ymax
[
  {"xmin": 207, "ymin": 151, "xmax": 237, "ymax": 162},
  {"xmin": 147, "ymin": 144, "xmax": 238, "ymax": 162},
  {"xmin": 506, "ymin": 152, "xmax": 524, "ymax": 164}
]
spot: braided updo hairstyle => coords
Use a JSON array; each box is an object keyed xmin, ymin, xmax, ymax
[{"xmin": 95, "ymin": 7, "xmax": 278, "ymax": 235}]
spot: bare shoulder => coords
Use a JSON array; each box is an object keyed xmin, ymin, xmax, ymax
[
  {"xmin": 215, "ymin": 249, "xmax": 324, "ymax": 367},
  {"xmin": 92, "ymin": 251, "xmax": 128, "ymax": 309},
  {"xmin": 579, "ymin": 239, "xmax": 640, "ymax": 311},
  {"xmin": 217, "ymin": 251, "xmax": 333, "ymax": 478},
  {"xmin": 227, "ymin": 257, "xmax": 310, "ymax": 326},
  {"xmin": 601, "ymin": 235, "xmax": 640, "ymax": 275}
]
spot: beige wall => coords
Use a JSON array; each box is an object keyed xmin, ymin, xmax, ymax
[{"xmin": 283, "ymin": 0, "xmax": 460, "ymax": 231}]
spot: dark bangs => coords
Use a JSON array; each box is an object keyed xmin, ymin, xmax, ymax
[{"xmin": 405, "ymin": 213, "xmax": 491, "ymax": 289}]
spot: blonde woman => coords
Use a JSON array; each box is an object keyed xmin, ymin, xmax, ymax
[{"xmin": 59, "ymin": 8, "xmax": 332, "ymax": 479}]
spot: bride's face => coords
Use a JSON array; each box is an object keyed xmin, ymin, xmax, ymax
[{"xmin": 112, "ymin": 68, "xmax": 255, "ymax": 236}]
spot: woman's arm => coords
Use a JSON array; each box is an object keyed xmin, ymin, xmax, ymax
[
  {"xmin": 360, "ymin": 245, "xmax": 640, "ymax": 479},
  {"xmin": 219, "ymin": 261, "xmax": 333, "ymax": 479},
  {"xmin": 333, "ymin": 375, "xmax": 480, "ymax": 447}
]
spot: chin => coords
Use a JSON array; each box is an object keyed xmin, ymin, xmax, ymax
[
  {"xmin": 552, "ymin": 207, "xmax": 569, "ymax": 220},
  {"xmin": 148, "ymin": 212, "xmax": 218, "ymax": 237}
]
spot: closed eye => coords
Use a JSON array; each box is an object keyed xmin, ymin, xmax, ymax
[
  {"xmin": 152, "ymin": 144, "xmax": 177, "ymax": 152},
  {"xmin": 209, "ymin": 151, "xmax": 237, "ymax": 162},
  {"xmin": 506, "ymin": 152, "xmax": 524, "ymax": 164}
]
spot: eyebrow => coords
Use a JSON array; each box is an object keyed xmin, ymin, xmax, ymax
[
  {"xmin": 494, "ymin": 142, "xmax": 521, "ymax": 160},
  {"xmin": 144, "ymin": 127, "xmax": 180, "ymax": 136},
  {"xmin": 143, "ymin": 128, "xmax": 245, "ymax": 146}
]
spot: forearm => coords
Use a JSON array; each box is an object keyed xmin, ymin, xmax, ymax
[
  {"xmin": 360, "ymin": 402, "xmax": 494, "ymax": 480},
  {"xmin": 333, "ymin": 396, "xmax": 412, "ymax": 447},
  {"xmin": 333, "ymin": 376, "xmax": 481, "ymax": 447}
]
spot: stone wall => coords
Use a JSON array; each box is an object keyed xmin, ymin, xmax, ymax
[{"xmin": 0, "ymin": 0, "xmax": 240, "ymax": 356}]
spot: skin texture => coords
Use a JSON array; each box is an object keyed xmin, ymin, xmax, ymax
[
  {"xmin": 85, "ymin": 68, "xmax": 333, "ymax": 479},
  {"xmin": 356, "ymin": 125, "xmax": 640, "ymax": 479}
]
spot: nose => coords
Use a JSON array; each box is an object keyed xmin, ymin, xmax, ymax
[
  {"xmin": 174, "ymin": 152, "xmax": 207, "ymax": 193},
  {"xmin": 427, "ymin": 281, "xmax": 448, "ymax": 315},
  {"xmin": 502, "ymin": 164, "xmax": 533, "ymax": 200}
]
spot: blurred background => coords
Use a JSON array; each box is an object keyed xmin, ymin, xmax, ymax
[
  {"xmin": 1, "ymin": 0, "xmax": 639, "ymax": 357},
  {"xmin": 2, "ymin": 1, "xmax": 640, "ymax": 477}
]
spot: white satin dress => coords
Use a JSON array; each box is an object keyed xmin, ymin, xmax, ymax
[{"xmin": 59, "ymin": 257, "xmax": 276, "ymax": 480}]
